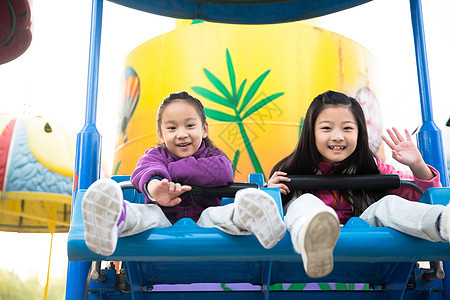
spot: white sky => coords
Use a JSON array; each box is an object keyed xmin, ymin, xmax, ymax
[{"xmin": 0, "ymin": 0, "xmax": 449, "ymax": 287}]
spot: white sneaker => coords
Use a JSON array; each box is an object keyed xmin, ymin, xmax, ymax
[
  {"xmin": 294, "ymin": 207, "xmax": 340, "ymax": 278},
  {"xmin": 234, "ymin": 188, "xmax": 286, "ymax": 249},
  {"xmin": 82, "ymin": 178, "xmax": 126, "ymax": 256},
  {"xmin": 439, "ymin": 202, "xmax": 450, "ymax": 243}
]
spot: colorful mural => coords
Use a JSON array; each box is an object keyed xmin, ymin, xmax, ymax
[{"xmin": 112, "ymin": 21, "xmax": 381, "ymax": 182}]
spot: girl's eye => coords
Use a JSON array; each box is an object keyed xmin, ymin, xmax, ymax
[
  {"xmin": 344, "ymin": 126, "xmax": 354, "ymax": 131},
  {"xmin": 321, "ymin": 126, "xmax": 331, "ymax": 130},
  {"xmin": 187, "ymin": 124, "xmax": 195, "ymax": 128},
  {"xmin": 167, "ymin": 126, "xmax": 176, "ymax": 130}
]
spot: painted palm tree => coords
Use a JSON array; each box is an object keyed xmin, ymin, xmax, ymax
[{"xmin": 192, "ymin": 49, "xmax": 284, "ymax": 175}]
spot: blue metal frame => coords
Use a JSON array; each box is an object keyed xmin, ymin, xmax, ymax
[
  {"xmin": 409, "ymin": 0, "xmax": 450, "ymax": 297},
  {"xmin": 65, "ymin": 0, "xmax": 103, "ymax": 298},
  {"xmin": 409, "ymin": 0, "xmax": 449, "ymax": 187},
  {"xmin": 66, "ymin": 0, "xmax": 450, "ymax": 298},
  {"xmin": 68, "ymin": 185, "xmax": 450, "ymax": 263},
  {"xmin": 67, "ymin": 182, "xmax": 450, "ymax": 299}
]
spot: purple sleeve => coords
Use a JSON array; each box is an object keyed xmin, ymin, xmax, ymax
[
  {"xmin": 168, "ymin": 149, "xmax": 234, "ymax": 187},
  {"xmin": 376, "ymin": 158, "xmax": 442, "ymax": 201},
  {"xmin": 130, "ymin": 147, "xmax": 172, "ymax": 194}
]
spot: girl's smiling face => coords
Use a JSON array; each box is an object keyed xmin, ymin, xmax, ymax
[
  {"xmin": 158, "ymin": 100, "xmax": 208, "ymax": 158},
  {"xmin": 314, "ymin": 105, "xmax": 358, "ymax": 164}
]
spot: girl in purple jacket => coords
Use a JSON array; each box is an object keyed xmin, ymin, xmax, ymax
[
  {"xmin": 82, "ymin": 92, "xmax": 285, "ymax": 256},
  {"xmin": 265, "ymin": 90, "xmax": 448, "ymax": 279}
]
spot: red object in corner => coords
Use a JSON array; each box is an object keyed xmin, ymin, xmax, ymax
[{"xmin": 0, "ymin": 0, "xmax": 32, "ymax": 64}]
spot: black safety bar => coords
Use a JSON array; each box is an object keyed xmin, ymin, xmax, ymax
[
  {"xmin": 286, "ymin": 174, "xmax": 423, "ymax": 195},
  {"xmin": 118, "ymin": 174, "xmax": 423, "ymax": 197},
  {"xmin": 118, "ymin": 181, "xmax": 258, "ymax": 198}
]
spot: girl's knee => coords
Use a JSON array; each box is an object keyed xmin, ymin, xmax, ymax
[
  {"xmin": 374, "ymin": 195, "xmax": 408, "ymax": 207},
  {"xmin": 286, "ymin": 193, "xmax": 322, "ymax": 211},
  {"xmin": 361, "ymin": 195, "xmax": 408, "ymax": 220}
]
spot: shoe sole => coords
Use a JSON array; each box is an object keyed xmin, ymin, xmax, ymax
[
  {"xmin": 235, "ymin": 189, "xmax": 286, "ymax": 249},
  {"xmin": 82, "ymin": 179, "xmax": 123, "ymax": 256},
  {"xmin": 302, "ymin": 211, "xmax": 340, "ymax": 278}
]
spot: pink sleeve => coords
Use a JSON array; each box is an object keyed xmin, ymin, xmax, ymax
[{"xmin": 376, "ymin": 158, "xmax": 442, "ymax": 201}]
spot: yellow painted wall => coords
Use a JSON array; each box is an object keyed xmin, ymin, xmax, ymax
[{"xmin": 113, "ymin": 22, "xmax": 380, "ymax": 182}]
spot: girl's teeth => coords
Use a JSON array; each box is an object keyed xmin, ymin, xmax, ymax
[{"xmin": 331, "ymin": 146, "xmax": 344, "ymax": 150}]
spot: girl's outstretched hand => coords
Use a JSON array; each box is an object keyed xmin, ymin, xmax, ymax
[
  {"xmin": 267, "ymin": 171, "xmax": 291, "ymax": 195},
  {"xmin": 148, "ymin": 178, "xmax": 191, "ymax": 207},
  {"xmin": 382, "ymin": 128, "xmax": 422, "ymax": 167},
  {"xmin": 382, "ymin": 127, "xmax": 434, "ymax": 180}
]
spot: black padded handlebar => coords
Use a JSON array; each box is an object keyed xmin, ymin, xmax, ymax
[
  {"xmin": 187, "ymin": 183, "xmax": 258, "ymax": 197},
  {"xmin": 118, "ymin": 181, "xmax": 258, "ymax": 197},
  {"xmin": 118, "ymin": 174, "xmax": 421, "ymax": 197},
  {"xmin": 285, "ymin": 174, "xmax": 402, "ymax": 190},
  {"xmin": 119, "ymin": 181, "xmax": 138, "ymax": 190}
]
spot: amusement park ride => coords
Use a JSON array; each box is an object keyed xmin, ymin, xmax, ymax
[{"xmin": 65, "ymin": 0, "xmax": 450, "ymax": 299}]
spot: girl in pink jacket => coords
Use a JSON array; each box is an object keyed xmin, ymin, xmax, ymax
[{"xmin": 266, "ymin": 90, "xmax": 446, "ymax": 279}]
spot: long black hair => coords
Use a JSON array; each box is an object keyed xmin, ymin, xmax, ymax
[
  {"xmin": 270, "ymin": 90, "xmax": 386, "ymax": 216},
  {"xmin": 156, "ymin": 91, "xmax": 216, "ymax": 148}
]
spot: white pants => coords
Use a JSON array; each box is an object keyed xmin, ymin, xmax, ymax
[
  {"xmin": 284, "ymin": 193, "xmax": 445, "ymax": 242},
  {"xmin": 120, "ymin": 201, "xmax": 249, "ymax": 237},
  {"xmin": 360, "ymin": 195, "xmax": 445, "ymax": 242},
  {"xmin": 284, "ymin": 193, "xmax": 329, "ymax": 238}
]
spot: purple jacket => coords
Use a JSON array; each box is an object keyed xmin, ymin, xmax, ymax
[{"xmin": 130, "ymin": 142, "xmax": 234, "ymax": 222}]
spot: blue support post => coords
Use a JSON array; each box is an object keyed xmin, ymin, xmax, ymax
[
  {"xmin": 65, "ymin": 0, "xmax": 104, "ymax": 298},
  {"xmin": 262, "ymin": 261, "xmax": 272, "ymax": 300},
  {"xmin": 409, "ymin": 0, "xmax": 449, "ymax": 187},
  {"xmin": 409, "ymin": 0, "xmax": 450, "ymax": 298},
  {"xmin": 124, "ymin": 262, "xmax": 144, "ymax": 300}
]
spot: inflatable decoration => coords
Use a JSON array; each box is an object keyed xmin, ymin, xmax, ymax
[
  {"xmin": 0, "ymin": 0, "xmax": 33, "ymax": 64},
  {"xmin": 0, "ymin": 114, "xmax": 75, "ymax": 233},
  {"xmin": 113, "ymin": 21, "xmax": 382, "ymax": 182}
]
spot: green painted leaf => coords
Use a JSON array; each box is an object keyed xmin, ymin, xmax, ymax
[
  {"xmin": 235, "ymin": 79, "xmax": 247, "ymax": 110},
  {"xmin": 203, "ymin": 68, "xmax": 233, "ymax": 101},
  {"xmin": 226, "ymin": 49, "xmax": 237, "ymax": 100},
  {"xmin": 232, "ymin": 149, "xmax": 240, "ymax": 177},
  {"xmin": 113, "ymin": 161, "xmax": 122, "ymax": 175},
  {"xmin": 237, "ymin": 121, "xmax": 264, "ymax": 176},
  {"xmin": 242, "ymin": 92, "xmax": 284, "ymax": 120},
  {"xmin": 298, "ymin": 117, "xmax": 304, "ymax": 139},
  {"xmin": 238, "ymin": 70, "xmax": 270, "ymax": 113},
  {"xmin": 204, "ymin": 108, "xmax": 237, "ymax": 122},
  {"xmin": 192, "ymin": 86, "xmax": 235, "ymax": 109}
]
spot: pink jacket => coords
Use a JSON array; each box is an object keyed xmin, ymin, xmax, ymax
[{"xmin": 293, "ymin": 158, "xmax": 441, "ymax": 224}]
